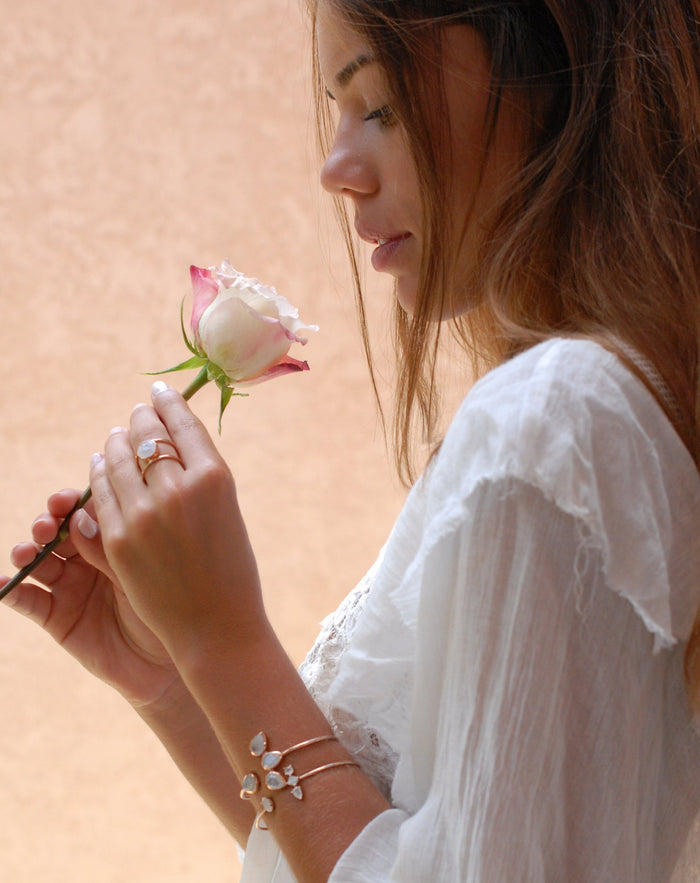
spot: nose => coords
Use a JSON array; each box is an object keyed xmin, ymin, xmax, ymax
[{"xmin": 320, "ymin": 130, "xmax": 379, "ymax": 198}]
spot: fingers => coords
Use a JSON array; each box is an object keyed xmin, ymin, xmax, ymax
[
  {"xmin": 31, "ymin": 515, "xmax": 63, "ymax": 548},
  {"xmin": 3, "ymin": 488, "xmax": 107, "ymax": 613},
  {"xmin": 10, "ymin": 541, "xmax": 67, "ymax": 588},
  {"xmin": 6, "ymin": 490, "xmax": 84, "ymax": 589},
  {"xmin": 97, "ymin": 384, "xmax": 221, "ymax": 502},
  {"xmin": 130, "ymin": 398, "xmax": 185, "ymax": 488},
  {"xmin": 0, "ymin": 576, "xmax": 52, "ymax": 627},
  {"xmin": 11, "ymin": 540, "xmax": 42, "ymax": 570},
  {"xmin": 27, "ymin": 488, "xmax": 84, "ymax": 550},
  {"xmin": 47, "ymin": 488, "xmax": 83, "ymax": 518},
  {"xmin": 89, "ymin": 445, "xmax": 128, "ymax": 530},
  {"xmin": 149, "ymin": 382, "xmax": 222, "ymax": 471},
  {"xmin": 68, "ymin": 509, "xmax": 116, "ymax": 581}
]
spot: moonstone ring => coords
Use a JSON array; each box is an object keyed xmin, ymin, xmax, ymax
[{"xmin": 134, "ymin": 437, "xmax": 184, "ymax": 482}]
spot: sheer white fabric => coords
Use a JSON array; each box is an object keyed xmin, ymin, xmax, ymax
[{"xmin": 241, "ymin": 338, "xmax": 700, "ymax": 882}]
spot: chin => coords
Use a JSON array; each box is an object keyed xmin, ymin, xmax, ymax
[{"xmin": 395, "ymin": 278, "xmax": 418, "ymax": 315}]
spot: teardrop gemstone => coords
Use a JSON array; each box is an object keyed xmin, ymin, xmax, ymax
[
  {"xmin": 262, "ymin": 750, "xmax": 283, "ymax": 771},
  {"xmin": 265, "ymin": 771, "xmax": 287, "ymax": 791},
  {"xmin": 239, "ymin": 772, "xmax": 260, "ymax": 798},
  {"xmin": 250, "ymin": 732, "xmax": 267, "ymax": 757}
]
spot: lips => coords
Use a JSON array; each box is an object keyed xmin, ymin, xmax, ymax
[
  {"xmin": 355, "ymin": 220, "xmax": 408, "ymax": 247},
  {"xmin": 371, "ymin": 235, "xmax": 410, "ymax": 272},
  {"xmin": 355, "ymin": 221, "xmax": 412, "ymax": 273}
]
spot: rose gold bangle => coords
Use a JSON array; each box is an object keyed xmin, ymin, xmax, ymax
[{"xmin": 239, "ymin": 731, "xmax": 360, "ymax": 830}]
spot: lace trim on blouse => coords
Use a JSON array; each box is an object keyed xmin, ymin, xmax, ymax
[{"xmin": 299, "ymin": 555, "xmax": 399, "ymax": 800}]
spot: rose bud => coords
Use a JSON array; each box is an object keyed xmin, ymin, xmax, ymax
[{"xmin": 190, "ymin": 260, "xmax": 318, "ymax": 385}]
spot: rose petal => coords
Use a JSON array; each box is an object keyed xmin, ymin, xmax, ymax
[
  {"xmin": 236, "ymin": 357, "xmax": 310, "ymax": 387},
  {"xmin": 198, "ymin": 295, "xmax": 292, "ymax": 381},
  {"xmin": 189, "ymin": 266, "xmax": 219, "ymax": 345}
]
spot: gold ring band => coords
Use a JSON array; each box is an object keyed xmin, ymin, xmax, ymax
[
  {"xmin": 139, "ymin": 453, "xmax": 185, "ymax": 481},
  {"xmin": 135, "ymin": 438, "xmax": 184, "ymax": 482}
]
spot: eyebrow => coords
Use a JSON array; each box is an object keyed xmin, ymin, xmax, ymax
[{"xmin": 332, "ymin": 52, "xmax": 375, "ymax": 92}]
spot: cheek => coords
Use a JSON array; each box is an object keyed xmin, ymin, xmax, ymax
[{"xmin": 377, "ymin": 126, "xmax": 421, "ymax": 207}]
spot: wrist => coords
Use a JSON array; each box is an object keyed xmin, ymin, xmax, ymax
[
  {"xmin": 171, "ymin": 622, "xmax": 391, "ymax": 880},
  {"xmin": 167, "ymin": 607, "xmax": 275, "ymax": 688},
  {"xmin": 175, "ymin": 624, "xmax": 316, "ymax": 768},
  {"xmin": 131, "ymin": 667, "xmax": 192, "ymax": 721}
]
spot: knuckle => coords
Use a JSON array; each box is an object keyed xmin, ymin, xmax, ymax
[
  {"xmin": 174, "ymin": 411, "xmax": 205, "ymax": 441},
  {"xmin": 125, "ymin": 500, "xmax": 157, "ymax": 536},
  {"xmin": 103, "ymin": 522, "xmax": 130, "ymax": 559},
  {"xmin": 192, "ymin": 458, "xmax": 233, "ymax": 495},
  {"xmin": 149, "ymin": 474, "xmax": 186, "ymax": 509}
]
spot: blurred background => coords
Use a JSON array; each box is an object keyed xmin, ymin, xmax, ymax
[{"xmin": 0, "ymin": 1, "xmax": 406, "ymax": 879}]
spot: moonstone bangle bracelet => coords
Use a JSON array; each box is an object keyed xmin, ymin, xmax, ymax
[{"xmin": 240, "ymin": 731, "xmax": 360, "ymax": 830}]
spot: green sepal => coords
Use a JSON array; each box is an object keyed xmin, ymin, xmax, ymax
[
  {"xmin": 214, "ymin": 374, "xmax": 247, "ymax": 433},
  {"xmin": 180, "ymin": 298, "xmax": 200, "ymax": 356},
  {"xmin": 218, "ymin": 383, "xmax": 233, "ymax": 433},
  {"xmin": 145, "ymin": 355, "xmax": 208, "ymax": 376}
]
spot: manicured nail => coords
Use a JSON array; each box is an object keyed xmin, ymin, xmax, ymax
[
  {"xmin": 90, "ymin": 452, "xmax": 104, "ymax": 467},
  {"xmin": 152, "ymin": 381, "xmax": 170, "ymax": 397},
  {"xmin": 77, "ymin": 510, "xmax": 99, "ymax": 540},
  {"xmin": 109, "ymin": 426, "xmax": 127, "ymax": 436}
]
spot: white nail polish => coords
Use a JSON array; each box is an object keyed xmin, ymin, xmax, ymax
[
  {"xmin": 109, "ymin": 426, "xmax": 126, "ymax": 436},
  {"xmin": 91, "ymin": 453, "xmax": 104, "ymax": 467},
  {"xmin": 152, "ymin": 381, "xmax": 170, "ymax": 396},
  {"xmin": 77, "ymin": 510, "xmax": 99, "ymax": 540}
]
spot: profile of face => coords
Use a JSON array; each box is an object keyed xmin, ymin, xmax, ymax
[{"xmin": 316, "ymin": 1, "xmax": 524, "ymax": 315}]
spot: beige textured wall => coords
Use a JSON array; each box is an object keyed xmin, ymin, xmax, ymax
[{"xmin": 0, "ymin": 2, "xmax": 404, "ymax": 880}]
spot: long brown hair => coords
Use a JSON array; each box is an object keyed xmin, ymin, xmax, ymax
[{"xmin": 309, "ymin": 1, "xmax": 700, "ymax": 696}]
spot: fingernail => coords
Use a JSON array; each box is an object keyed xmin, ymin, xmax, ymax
[
  {"xmin": 152, "ymin": 381, "xmax": 170, "ymax": 397},
  {"xmin": 109, "ymin": 426, "xmax": 126, "ymax": 436},
  {"xmin": 91, "ymin": 452, "xmax": 104, "ymax": 467},
  {"xmin": 77, "ymin": 510, "xmax": 99, "ymax": 540}
]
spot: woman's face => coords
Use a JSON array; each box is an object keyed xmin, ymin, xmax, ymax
[{"xmin": 316, "ymin": 1, "xmax": 523, "ymax": 314}]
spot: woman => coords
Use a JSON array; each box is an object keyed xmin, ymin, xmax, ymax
[{"xmin": 3, "ymin": 0, "xmax": 700, "ymax": 879}]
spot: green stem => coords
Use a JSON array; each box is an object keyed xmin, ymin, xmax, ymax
[
  {"xmin": 181, "ymin": 366, "xmax": 211, "ymax": 401},
  {"xmin": 0, "ymin": 367, "xmax": 212, "ymax": 602}
]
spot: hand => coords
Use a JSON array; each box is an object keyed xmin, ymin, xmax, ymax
[
  {"xmin": 2, "ymin": 488, "xmax": 180, "ymax": 708},
  {"xmin": 88, "ymin": 384, "xmax": 268, "ymax": 664}
]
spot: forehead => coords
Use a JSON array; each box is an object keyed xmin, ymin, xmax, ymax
[{"xmin": 315, "ymin": 1, "xmax": 372, "ymax": 84}]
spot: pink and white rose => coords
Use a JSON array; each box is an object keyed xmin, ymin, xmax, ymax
[{"xmin": 189, "ymin": 260, "xmax": 317, "ymax": 385}]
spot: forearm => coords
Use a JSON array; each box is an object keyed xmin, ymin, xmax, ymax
[
  {"xmin": 176, "ymin": 623, "xmax": 391, "ymax": 883},
  {"xmin": 135, "ymin": 675, "xmax": 255, "ymax": 847}
]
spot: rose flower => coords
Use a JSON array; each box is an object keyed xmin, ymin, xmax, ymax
[{"xmin": 190, "ymin": 260, "xmax": 318, "ymax": 386}]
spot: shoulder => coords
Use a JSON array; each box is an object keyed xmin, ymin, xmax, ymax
[
  {"xmin": 424, "ymin": 337, "xmax": 700, "ymax": 647},
  {"xmin": 436, "ymin": 337, "xmax": 694, "ymax": 499}
]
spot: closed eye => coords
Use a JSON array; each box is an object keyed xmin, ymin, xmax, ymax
[{"xmin": 363, "ymin": 105, "xmax": 396, "ymax": 128}]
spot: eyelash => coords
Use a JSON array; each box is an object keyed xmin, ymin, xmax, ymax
[{"xmin": 363, "ymin": 105, "xmax": 396, "ymax": 128}]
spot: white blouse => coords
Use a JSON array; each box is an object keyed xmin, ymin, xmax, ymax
[{"xmin": 241, "ymin": 338, "xmax": 700, "ymax": 882}]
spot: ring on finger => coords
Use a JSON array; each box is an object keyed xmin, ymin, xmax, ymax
[{"xmin": 135, "ymin": 438, "xmax": 184, "ymax": 482}]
